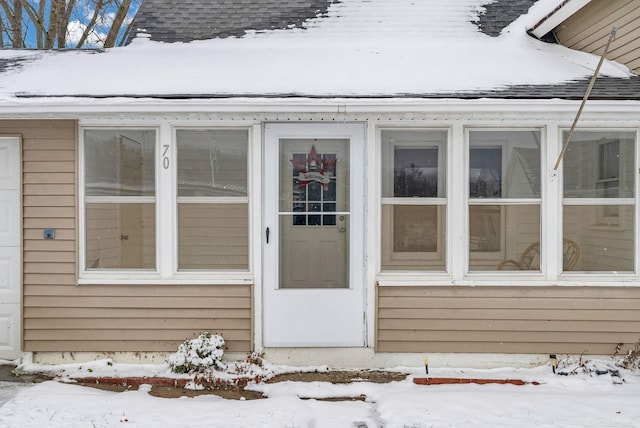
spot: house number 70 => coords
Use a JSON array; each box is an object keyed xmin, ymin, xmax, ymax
[{"xmin": 162, "ymin": 144, "xmax": 170, "ymax": 169}]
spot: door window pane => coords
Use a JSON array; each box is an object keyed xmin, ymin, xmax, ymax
[{"xmin": 278, "ymin": 139, "xmax": 349, "ymax": 288}]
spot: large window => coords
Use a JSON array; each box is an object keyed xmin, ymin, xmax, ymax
[
  {"xmin": 381, "ymin": 130, "xmax": 447, "ymax": 271},
  {"xmin": 563, "ymin": 131, "xmax": 636, "ymax": 272},
  {"xmin": 84, "ymin": 129, "xmax": 156, "ymax": 270},
  {"xmin": 468, "ymin": 130, "xmax": 541, "ymax": 272},
  {"xmin": 176, "ymin": 129, "xmax": 249, "ymax": 270},
  {"xmin": 82, "ymin": 127, "xmax": 250, "ymax": 276}
]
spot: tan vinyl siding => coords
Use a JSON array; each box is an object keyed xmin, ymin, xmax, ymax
[
  {"xmin": 554, "ymin": 0, "xmax": 640, "ymax": 74},
  {"xmin": 377, "ymin": 286, "xmax": 640, "ymax": 354},
  {"xmin": 0, "ymin": 120, "xmax": 253, "ymax": 354},
  {"xmin": 23, "ymin": 284, "xmax": 252, "ymax": 352}
]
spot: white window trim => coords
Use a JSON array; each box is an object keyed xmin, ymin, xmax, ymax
[
  {"xmin": 78, "ymin": 123, "xmax": 255, "ymax": 285},
  {"xmin": 559, "ymin": 128, "xmax": 638, "ymax": 277},
  {"xmin": 378, "ymin": 127, "xmax": 449, "ymax": 272}
]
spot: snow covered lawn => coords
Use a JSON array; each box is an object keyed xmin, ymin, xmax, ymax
[{"xmin": 0, "ymin": 360, "xmax": 639, "ymax": 427}]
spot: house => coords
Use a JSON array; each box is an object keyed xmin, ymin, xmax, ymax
[{"xmin": 1, "ymin": 0, "xmax": 640, "ymax": 367}]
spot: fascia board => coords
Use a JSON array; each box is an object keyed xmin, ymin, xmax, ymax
[
  {"xmin": 529, "ymin": 0, "xmax": 593, "ymax": 38},
  {"xmin": 1, "ymin": 98, "xmax": 640, "ymax": 116}
]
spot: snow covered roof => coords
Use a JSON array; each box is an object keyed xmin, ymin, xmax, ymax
[
  {"xmin": 129, "ymin": 0, "xmax": 337, "ymax": 42},
  {"xmin": 0, "ymin": 0, "xmax": 638, "ymax": 102}
]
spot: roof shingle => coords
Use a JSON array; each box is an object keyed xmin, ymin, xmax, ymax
[{"xmin": 129, "ymin": 0, "xmax": 336, "ymax": 42}]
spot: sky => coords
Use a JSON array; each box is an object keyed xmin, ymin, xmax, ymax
[
  {"xmin": 0, "ymin": 357, "xmax": 639, "ymax": 427},
  {"xmin": 2, "ymin": 0, "xmax": 141, "ymax": 48}
]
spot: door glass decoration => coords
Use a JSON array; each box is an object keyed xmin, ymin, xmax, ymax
[{"xmin": 278, "ymin": 139, "xmax": 350, "ymax": 289}]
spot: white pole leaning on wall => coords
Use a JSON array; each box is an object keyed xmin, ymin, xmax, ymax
[{"xmin": 553, "ymin": 26, "xmax": 618, "ymax": 171}]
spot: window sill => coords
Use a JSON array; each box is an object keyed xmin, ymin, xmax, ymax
[
  {"xmin": 78, "ymin": 273, "xmax": 254, "ymax": 286},
  {"xmin": 376, "ymin": 273, "xmax": 640, "ymax": 287}
]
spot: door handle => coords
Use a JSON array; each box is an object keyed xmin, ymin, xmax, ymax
[{"xmin": 266, "ymin": 227, "xmax": 270, "ymax": 244}]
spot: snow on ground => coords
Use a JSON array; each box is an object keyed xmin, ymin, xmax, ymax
[{"xmin": 0, "ymin": 359, "xmax": 639, "ymax": 427}]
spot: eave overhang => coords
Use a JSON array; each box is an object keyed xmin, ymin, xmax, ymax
[{"xmin": 529, "ymin": 0, "xmax": 593, "ymax": 38}]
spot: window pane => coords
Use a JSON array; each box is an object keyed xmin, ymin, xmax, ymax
[
  {"xmin": 469, "ymin": 205, "xmax": 540, "ymax": 271},
  {"xmin": 177, "ymin": 129, "xmax": 248, "ymax": 197},
  {"xmin": 381, "ymin": 130, "xmax": 447, "ymax": 198},
  {"xmin": 563, "ymin": 131, "xmax": 635, "ymax": 198},
  {"xmin": 563, "ymin": 205, "xmax": 634, "ymax": 272},
  {"xmin": 84, "ymin": 130, "xmax": 155, "ymax": 196},
  {"xmin": 279, "ymin": 138, "xmax": 349, "ymax": 213},
  {"xmin": 469, "ymin": 130, "xmax": 541, "ymax": 198},
  {"xmin": 178, "ymin": 204, "xmax": 248, "ymax": 270},
  {"xmin": 381, "ymin": 205, "xmax": 445, "ymax": 271},
  {"xmin": 85, "ymin": 203, "xmax": 155, "ymax": 269}
]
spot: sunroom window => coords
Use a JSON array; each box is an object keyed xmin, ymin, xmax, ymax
[
  {"xmin": 176, "ymin": 129, "xmax": 249, "ymax": 270},
  {"xmin": 84, "ymin": 129, "xmax": 156, "ymax": 270},
  {"xmin": 82, "ymin": 127, "xmax": 250, "ymax": 277},
  {"xmin": 380, "ymin": 130, "xmax": 447, "ymax": 271},
  {"xmin": 468, "ymin": 130, "xmax": 541, "ymax": 272},
  {"xmin": 562, "ymin": 131, "xmax": 636, "ymax": 272}
]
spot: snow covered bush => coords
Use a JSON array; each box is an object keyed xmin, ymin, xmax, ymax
[{"xmin": 168, "ymin": 332, "xmax": 227, "ymax": 374}]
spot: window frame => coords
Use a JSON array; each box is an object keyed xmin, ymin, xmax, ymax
[
  {"xmin": 560, "ymin": 128, "xmax": 638, "ymax": 275},
  {"xmin": 466, "ymin": 128, "xmax": 544, "ymax": 273},
  {"xmin": 174, "ymin": 127, "xmax": 251, "ymax": 272},
  {"xmin": 78, "ymin": 124, "xmax": 254, "ymax": 285},
  {"xmin": 379, "ymin": 128, "xmax": 448, "ymax": 272}
]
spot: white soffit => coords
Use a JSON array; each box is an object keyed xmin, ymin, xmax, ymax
[{"xmin": 529, "ymin": 0, "xmax": 593, "ymax": 38}]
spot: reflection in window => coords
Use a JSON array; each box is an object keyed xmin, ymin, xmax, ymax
[
  {"xmin": 84, "ymin": 129, "xmax": 156, "ymax": 270},
  {"xmin": 563, "ymin": 131, "xmax": 636, "ymax": 272},
  {"xmin": 468, "ymin": 130, "xmax": 541, "ymax": 272},
  {"xmin": 470, "ymin": 148, "xmax": 502, "ymax": 198},
  {"xmin": 394, "ymin": 148, "xmax": 439, "ymax": 197},
  {"xmin": 381, "ymin": 130, "xmax": 447, "ymax": 271},
  {"xmin": 176, "ymin": 129, "xmax": 249, "ymax": 270},
  {"xmin": 177, "ymin": 129, "xmax": 248, "ymax": 197}
]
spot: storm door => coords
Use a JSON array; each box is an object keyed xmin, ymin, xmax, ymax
[{"xmin": 263, "ymin": 123, "xmax": 365, "ymax": 347}]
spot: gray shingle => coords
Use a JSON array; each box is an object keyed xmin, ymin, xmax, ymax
[
  {"xmin": 476, "ymin": 0, "xmax": 537, "ymax": 37},
  {"xmin": 17, "ymin": 75, "xmax": 638, "ymax": 100},
  {"xmin": 128, "ymin": 0, "xmax": 336, "ymax": 43}
]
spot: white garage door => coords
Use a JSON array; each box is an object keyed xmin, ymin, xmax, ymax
[{"xmin": 0, "ymin": 137, "xmax": 21, "ymax": 360}]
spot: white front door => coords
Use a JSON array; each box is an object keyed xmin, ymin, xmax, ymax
[
  {"xmin": 0, "ymin": 137, "xmax": 21, "ymax": 359},
  {"xmin": 263, "ymin": 123, "xmax": 365, "ymax": 347}
]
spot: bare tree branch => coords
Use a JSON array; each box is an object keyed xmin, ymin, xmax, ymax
[
  {"xmin": 0, "ymin": 0, "xmax": 25, "ymax": 48},
  {"xmin": 12, "ymin": 0, "xmax": 22, "ymax": 47},
  {"xmin": 15, "ymin": 0, "xmax": 46, "ymax": 48},
  {"xmin": 1, "ymin": 0, "xmax": 139, "ymax": 49},
  {"xmin": 44, "ymin": 0, "xmax": 62, "ymax": 48},
  {"xmin": 103, "ymin": 0, "xmax": 130, "ymax": 48},
  {"xmin": 0, "ymin": 14, "xmax": 4, "ymax": 48},
  {"xmin": 76, "ymin": 0, "xmax": 104, "ymax": 49},
  {"xmin": 57, "ymin": 0, "xmax": 76, "ymax": 47}
]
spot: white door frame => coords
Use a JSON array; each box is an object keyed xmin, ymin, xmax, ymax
[
  {"xmin": 262, "ymin": 123, "xmax": 366, "ymax": 347},
  {"xmin": 0, "ymin": 136, "xmax": 22, "ymax": 360}
]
